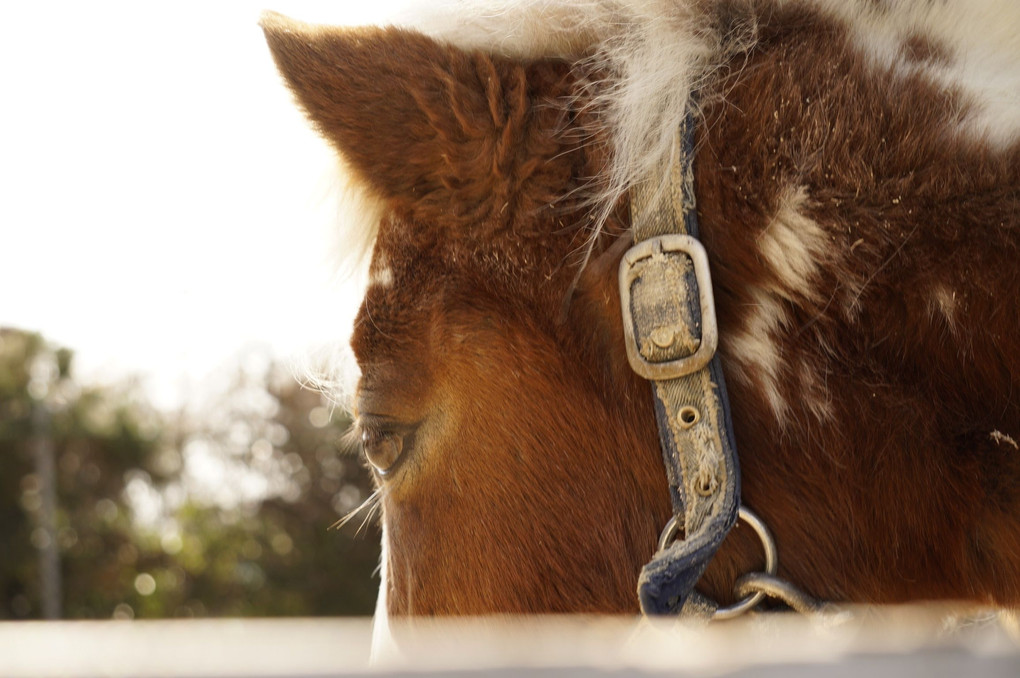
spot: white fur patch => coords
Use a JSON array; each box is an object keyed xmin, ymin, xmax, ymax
[
  {"xmin": 801, "ymin": 0, "xmax": 1020, "ymax": 147},
  {"xmin": 928, "ymin": 284, "xmax": 959, "ymax": 331},
  {"xmin": 796, "ymin": 358, "xmax": 834, "ymax": 424},
  {"xmin": 758, "ymin": 186, "xmax": 827, "ymax": 301},
  {"xmin": 370, "ymin": 267, "xmax": 394, "ymax": 288},
  {"xmin": 724, "ymin": 286, "xmax": 789, "ymax": 421},
  {"xmin": 369, "ymin": 523, "xmax": 400, "ymax": 663},
  {"xmin": 990, "ymin": 430, "xmax": 1019, "ymax": 451},
  {"xmin": 370, "ymin": 251, "xmax": 395, "ymax": 289}
]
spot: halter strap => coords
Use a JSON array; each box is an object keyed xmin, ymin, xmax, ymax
[{"xmin": 620, "ymin": 112, "xmax": 741, "ymax": 616}]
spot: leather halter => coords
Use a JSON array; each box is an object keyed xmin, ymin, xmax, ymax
[
  {"xmin": 619, "ymin": 112, "xmax": 742, "ymax": 617},
  {"xmin": 620, "ymin": 114, "xmax": 834, "ymax": 620}
]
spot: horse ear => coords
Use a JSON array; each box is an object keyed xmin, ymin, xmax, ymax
[{"xmin": 260, "ymin": 12, "xmax": 557, "ymax": 220}]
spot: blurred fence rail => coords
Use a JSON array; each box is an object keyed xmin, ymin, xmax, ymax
[{"xmin": 1, "ymin": 606, "xmax": 1018, "ymax": 677}]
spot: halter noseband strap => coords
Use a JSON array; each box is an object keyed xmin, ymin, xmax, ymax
[{"xmin": 620, "ymin": 112, "xmax": 741, "ymax": 617}]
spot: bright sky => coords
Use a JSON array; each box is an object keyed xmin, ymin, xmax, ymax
[{"xmin": 1, "ymin": 1, "xmax": 403, "ymax": 409}]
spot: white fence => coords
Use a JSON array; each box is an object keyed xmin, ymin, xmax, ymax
[{"xmin": 1, "ymin": 605, "xmax": 1018, "ymax": 677}]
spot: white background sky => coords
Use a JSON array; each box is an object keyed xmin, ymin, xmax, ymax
[{"xmin": 1, "ymin": 1, "xmax": 404, "ymax": 409}]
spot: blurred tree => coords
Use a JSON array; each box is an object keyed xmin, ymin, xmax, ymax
[
  {"xmin": 0, "ymin": 328, "xmax": 169, "ymax": 618},
  {"xmin": 0, "ymin": 328, "xmax": 380, "ymax": 619},
  {"xmin": 134, "ymin": 360, "xmax": 381, "ymax": 617},
  {"xmin": 255, "ymin": 370, "xmax": 380, "ymax": 615}
]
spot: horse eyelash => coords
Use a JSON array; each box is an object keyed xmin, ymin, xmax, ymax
[
  {"xmin": 340, "ymin": 424, "xmax": 366, "ymax": 457},
  {"xmin": 329, "ymin": 487, "xmax": 383, "ymax": 535}
]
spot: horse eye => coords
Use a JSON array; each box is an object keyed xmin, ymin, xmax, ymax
[{"xmin": 361, "ymin": 428, "xmax": 404, "ymax": 475}]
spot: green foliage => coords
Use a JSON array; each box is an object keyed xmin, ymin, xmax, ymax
[{"xmin": 0, "ymin": 328, "xmax": 379, "ymax": 619}]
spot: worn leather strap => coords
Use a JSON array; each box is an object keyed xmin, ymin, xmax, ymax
[{"xmin": 621, "ymin": 113, "xmax": 741, "ymax": 616}]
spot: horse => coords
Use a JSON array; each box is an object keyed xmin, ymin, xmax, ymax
[{"xmin": 261, "ymin": 0, "xmax": 1020, "ymax": 624}]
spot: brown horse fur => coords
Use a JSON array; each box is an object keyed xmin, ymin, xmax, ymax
[{"xmin": 262, "ymin": 0, "xmax": 1020, "ymax": 618}]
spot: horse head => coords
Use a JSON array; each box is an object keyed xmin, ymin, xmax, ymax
[{"xmin": 262, "ymin": 1, "xmax": 1020, "ymax": 620}]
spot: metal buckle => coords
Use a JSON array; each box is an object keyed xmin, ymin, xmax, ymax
[{"xmin": 619, "ymin": 234, "xmax": 718, "ymax": 381}]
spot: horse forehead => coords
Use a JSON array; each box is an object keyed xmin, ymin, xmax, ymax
[
  {"xmin": 371, "ymin": 208, "xmax": 566, "ymax": 294},
  {"xmin": 355, "ymin": 230, "xmax": 477, "ymax": 358}
]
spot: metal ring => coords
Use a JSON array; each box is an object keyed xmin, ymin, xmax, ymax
[
  {"xmin": 657, "ymin": 513, "xmax": 682, "ymax": 552},
  {"xmin": 714, "ymin": 506, "xmax": 778, "ymax": 620},
  {"xmin": 656, "ymin": 501, "xmax": 775, "ymax": 619},
  {"xmin": 656, "ymin": 506, "xmax": 779, "ymax": 618}
]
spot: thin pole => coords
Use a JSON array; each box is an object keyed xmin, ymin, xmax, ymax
[{"xmin": 31, "ymin": 400, "xmax": 62, "ymax": 619}]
